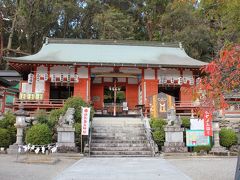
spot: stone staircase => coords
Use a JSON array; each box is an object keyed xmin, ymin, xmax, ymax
[{"xmin": 89, "ymin": 117, "xmax": 152, "ymax": 157}]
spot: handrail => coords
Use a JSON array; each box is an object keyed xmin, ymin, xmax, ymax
[
  {"xmin": 142, "ymin": 118, "xmax": 158, "ymax": 156},
  {"xmin": 88, "ymin": 121, "xmax": 92, "ymax": 157}
]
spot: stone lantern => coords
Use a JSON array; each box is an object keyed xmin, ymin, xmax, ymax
[
  {"xmin": 7, "ymin": 104, "xmax": 29, "ymax": 154},
  {"xmin": 210, "ymin": 110, "xmax": 228, "ymax": 155}
]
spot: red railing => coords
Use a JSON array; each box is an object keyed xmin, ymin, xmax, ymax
[
  {"xmin": 175, "ymin": 101, "xmax": 198, "ymax": 109},
  {"xmin": 14, "ymin": 98, "xmax": 66, "ymax": 109}
]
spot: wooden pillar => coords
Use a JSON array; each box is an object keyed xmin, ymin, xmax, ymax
[{"xmin": 43, "ymin": 66, "xmax": 50, "ymax": 100}]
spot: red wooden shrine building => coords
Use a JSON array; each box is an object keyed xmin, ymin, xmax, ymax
[{"xmin": 5, "ymin": 39, "xmax": 207, "ymax": 116}]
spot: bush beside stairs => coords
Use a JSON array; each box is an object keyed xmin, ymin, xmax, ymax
[{"xmin": 89, "ymin": 117, "xmax": 152, "ymax": 157}]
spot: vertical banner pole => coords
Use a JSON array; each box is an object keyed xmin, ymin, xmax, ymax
[{"xmin": 81, "ymin": 134, "xmax": 83, "ymax": 154}]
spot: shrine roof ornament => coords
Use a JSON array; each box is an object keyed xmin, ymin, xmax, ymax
[{"xmin": 5, "ymin": 38, "xmax": 207, "ymax": 68}]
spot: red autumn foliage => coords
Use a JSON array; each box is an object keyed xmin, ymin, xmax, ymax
[{"xmin": 194, "ymin": 44, "xmax": 240, "ymax": 117}]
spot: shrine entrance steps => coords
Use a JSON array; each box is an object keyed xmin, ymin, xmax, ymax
[{"xmin": 90, "ymin": 117, "xmax": 152, "ymax": 157}]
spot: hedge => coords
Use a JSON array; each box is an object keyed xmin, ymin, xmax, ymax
[
  {"xmin": 193, "ymin": 145, "xmax": 211, "ymax": 153},
  {"xmin": 0, "ymin": 128, "xmax": 11, "ymax": 148},
  {"xmin": 25, "ymin": 124, "xmax": 52, "ymax": 145},
  {"xmin": 219, "ymin": 128, "xmax": 238, "ymax": 149},
  {"xmin": 181, "ymin": 117, "xmax": 190, "ymax": 129},
  {"xmin": 150, "ymin": 118, "xmax": 167, "ymax": 149}
]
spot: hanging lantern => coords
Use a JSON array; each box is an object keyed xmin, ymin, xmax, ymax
[
  {"xmin": 60, "ymin": 73, "xmax": 64, "ymax": 82},
  {"xmin": 67, "ymin": 73, "xmax": 71, "ymax": 82},
  {"xmin": 28, "ymin": 73, "xmax": 33, "ymax": 84},
  {"xmin": 74, "ymin": 73, "xmax": 79, "ymax": 83},
  {"xmin": 36, "ymin": 73, "xmax": 40, "ymax": 82},
  {"xmin": 189, "ymin": 77, "xmax": 194, "ymax": 86},
  {"xmin": 159, "ymin": 76, "xmax": 164, "ymax": 84},
  {"xmin": 52, "ymin": 74, "xmax": 56, "ymax": 82},
  {"xmin": 196, "ymin": 77, "xmax": 201, "ymax": 85},
  {"xmin": 44, "ymin": 73, "xmax": 48, "ymax": 81},
  {"xmin": 163, "ymin": 77, "xmax": 167, "ymax": 84},
  {"xmin": 178, "ymin": 77, "xmax": 183, "ymax": 85},
  {"xmin": 183, "ymin": 77, "xmax": 187, "ymax": 84}
]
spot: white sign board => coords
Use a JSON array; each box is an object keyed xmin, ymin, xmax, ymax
[
  {"xmin": 81, "ymin": 107, "xmax": 91, "ymax": 135},
  {"xmin": 190, "ymin": 118, "xmax": 204, "ymax": 130}
]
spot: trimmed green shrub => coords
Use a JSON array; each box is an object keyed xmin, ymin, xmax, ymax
[
  {"xmin": 0, "ymin": 128, "xmax": 11, "ymax": 148},
  {"xmin": 181, "ymin": 117, "xmax": 190, "ymax": 129},
  {"xmin": 48, "ymin": 108, "xmax": 64, "ymax": 129},
  {"xmin": 193, "ymin": 145, "xmax": 211, "ymax": 153},
  {"xmin": 150, "ymin": 118, "xmax": 167, "ymax": 149},
  {"xmin": 152, "ymin": 130, "xmax": 165, "ymax": 147},
  {"xmin": 0, "ymin": 112, "xmax": 16, "ymax": 145},
  {"xmin": 35, "ymin": 110, "xmax": 48, "ymax": 124},
  {"xmin": 25, "ymin": 124, "xmax": 52, "ymax": 145},
  {"xmin": 63, "ymin": 97, "xmax": 92, "ymax": 123},
  {"xmin": 0, "ymin": 111, "xmax": 15, "ymax": 129},
  {"xmin": 219, "ymin": 128, "xmax": 238, "ymax": 148},
  {"xmin": 150, "ymin": 118, "xmax": 167, "ymax": 130}
]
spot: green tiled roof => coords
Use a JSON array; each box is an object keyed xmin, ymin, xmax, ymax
[{"xmin": 5, "ymin": 39, "xmax": 207, "ymax": 68}]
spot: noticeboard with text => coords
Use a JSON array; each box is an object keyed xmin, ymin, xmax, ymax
[{"xmin": 186, "ymin": 130, "xmax": 210, "ymax": 147}]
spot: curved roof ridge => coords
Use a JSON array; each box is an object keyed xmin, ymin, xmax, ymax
[{"xmin": 46, "ymin": 38, "xmax": 181, "ymax": 48}]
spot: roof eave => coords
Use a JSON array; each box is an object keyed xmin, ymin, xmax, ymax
[{"xmin": 6, "ymin": 58, "xmax": 205, "ymax": 69}]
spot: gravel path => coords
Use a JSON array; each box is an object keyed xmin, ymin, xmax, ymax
[
  {"xmin": 0, "ymin": 154, "xmax": 79, "ymax": 180},
  {"xmin": 166, "ymin": 157, "xmax": 238, "ymax": 180}
]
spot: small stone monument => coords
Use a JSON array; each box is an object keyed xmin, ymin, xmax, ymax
[
  {"xmin": 7, "ymin": 104, "xmax": 29, "ymax": 154},
  {"xmin": 162, "ymin": 108, "xmax": 187, "ymax": 153},
  {"xmin": 57, "ymin": 108, "xmax": 76, "ymax": 147}
]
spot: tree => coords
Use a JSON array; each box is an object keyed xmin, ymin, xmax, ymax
[
  {"xmin": 160, "ymin": 1, "xmax": 215, "ymax": 61},
  {"xmin": 93, "ymin": 7, "xmax": 135, "ymax": 40},
  {"xmin": 194, "ymin": 44, "xmax": 240, "ymax": 116}
]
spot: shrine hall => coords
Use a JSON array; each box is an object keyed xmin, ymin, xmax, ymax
[{"xmin": 5, "ymin": 38, "xmax": 207, "ymax": 116}]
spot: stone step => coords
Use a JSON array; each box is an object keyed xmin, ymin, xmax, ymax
[
  {"xmin": 91, "ymin": 136, "xmax": 147, "ymax": 141},
  {"xmin": 90, "ymin": 117, "xmax": 152, "ymax": 157},
  {"xmin": 91, "ymin": 140, "xmax": 149, "ymax": 144},
  {"xmin": 92, "ymin": 125, "xmax": 144, "ymax": 129},
  {"xmin": 92, "ymin": 129, "xmax": 145, "ymax": 133},
  {"xmin": 90, "ymin": 154, "xmax": 152, "ymax": 157},
  {"xmin": 91, "ymin": 146, "xmax": 151, "ymax": 151},
  {"xmin": 90, "ymin": 142, "xmax": 149, "ymax": 147},
  {"xmin": 90, "ymin": 150, "xmax": 152, "ymax": 156},
  {"xmin": 91, "ymin": 132, "xmax": 146, "ymax": 137},
  {"xmin": 92, "ymin": 126, "xmax": 145, "ymax": 132}
]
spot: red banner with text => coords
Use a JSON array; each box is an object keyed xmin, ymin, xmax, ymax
[{"xmin": 203, "ymin": 111, "xmax": 213, "ymax": 136}]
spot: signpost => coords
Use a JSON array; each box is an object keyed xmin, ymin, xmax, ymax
[
  {"xmin": 81, "ymin": 107, "xmax": 91, "ymax": 153},
  {"xmin": 186, "ymin": 130, "xmax": 210, "ymax": 147}
]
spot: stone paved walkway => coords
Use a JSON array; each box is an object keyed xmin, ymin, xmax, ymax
[{"xmin": 54, "ymin": 157, "xmax": 191, "ymax": 180}]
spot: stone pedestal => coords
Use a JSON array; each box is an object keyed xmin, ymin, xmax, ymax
[
  {"xmin": 57, "ymin": 127, "xmax": 75, "ymax": 147},
  {"xmin": 210, "ymin": 117, "xmax": 228, "ymax": 154},
  {"xmin": 162, "ymin": 126, "xmax": 187, "ymax": 153}
]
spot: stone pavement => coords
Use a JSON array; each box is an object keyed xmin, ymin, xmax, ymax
[{"xmin": 54, "ymin": 157, "xmax": 191, "ymax": 180}]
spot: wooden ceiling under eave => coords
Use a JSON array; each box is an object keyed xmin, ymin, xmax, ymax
[{"xmin": 8, "ymin": 62, "xmax": 35, "ymax": 75}]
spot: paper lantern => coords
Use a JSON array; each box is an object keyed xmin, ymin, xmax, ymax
[
  {"xmin": 28, "ymin": 73, "xmax": 34, "ymax": 84},
  {"xmin": 44, "ymin": 73, "xmax": 48, "ymax": 81},
  {"xmin": 60, "ymin": 73, "xmax": 64, "ymax": 82},
  {"xmin": 178, "ymin": 77, "xmax": 183, "ymax": 85}
]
